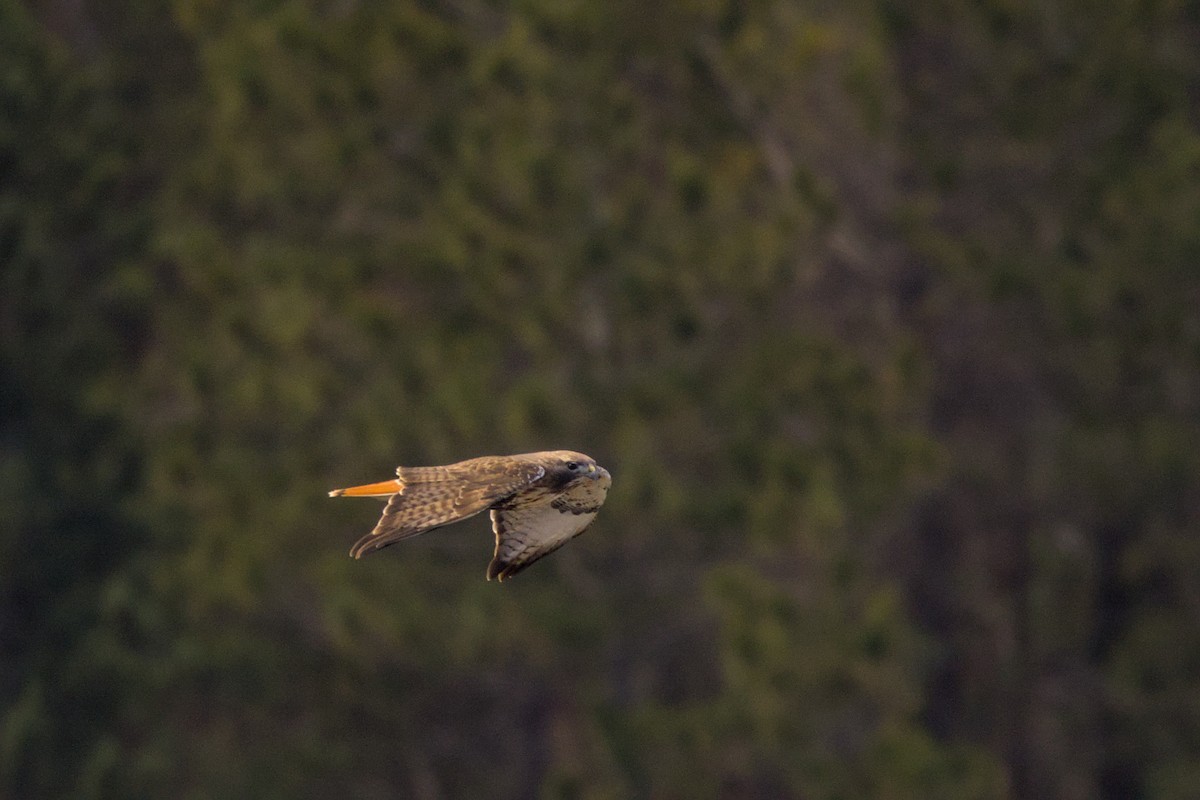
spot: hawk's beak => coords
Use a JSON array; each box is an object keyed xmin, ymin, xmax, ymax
[{"xmin": 587, "ymin": 464, "xmax": 596, "ymax": 474}]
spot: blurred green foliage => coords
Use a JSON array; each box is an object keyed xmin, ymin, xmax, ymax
[{"xmin": 3, "ymin": 0, "xmax": 1199, "ymax": 797}]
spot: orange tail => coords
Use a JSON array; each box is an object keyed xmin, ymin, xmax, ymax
[{"xmin": 328, "ymin": 479, "xmax": 401, "ymax": 498}]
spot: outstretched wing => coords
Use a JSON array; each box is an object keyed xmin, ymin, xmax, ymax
[
  {"xmin": 487, "ymin": 472, "xmax": 610, "ymax": 581},
  {"xmin": 349, "ymin": 458, "xmax": 545, "ymax": 559}
]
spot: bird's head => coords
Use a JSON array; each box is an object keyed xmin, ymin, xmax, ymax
[{"xmin": 544, "ymin": 450, "xmax": 610, "ymax": 484}]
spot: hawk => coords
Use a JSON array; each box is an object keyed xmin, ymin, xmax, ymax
[{"xmin": 328, "ymin": 451, "xmax": 611, "ymax": 581}]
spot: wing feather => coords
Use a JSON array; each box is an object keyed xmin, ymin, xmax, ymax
[
  {"xmin": 349, "ymin": 458, "xmax": 545, "ymax": 559},
  {"xmin": 487, "ymin": 473, "xmax": 610, "ymax": 581}
]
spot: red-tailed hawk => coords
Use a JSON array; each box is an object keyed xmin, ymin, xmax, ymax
[{"xmin": 329, "ymin": 451, "xmax": 611, "ymax": 581}]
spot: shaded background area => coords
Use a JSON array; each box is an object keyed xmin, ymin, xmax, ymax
[{"xmin": 3, "ymin": 1, "xmax": 1199, "ymax": 797}]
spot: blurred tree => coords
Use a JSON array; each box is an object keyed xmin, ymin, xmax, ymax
[
  {"xmin": 4, "ymin": 0, "xmax": 1199, "ymax": 798},
  {"xmin": 0, "ymin": 1, "xmax": 151, "ymax": 794},
  {"xmin": 888, "ymin": 1, "xmax": 1200, "ymax": 797}
]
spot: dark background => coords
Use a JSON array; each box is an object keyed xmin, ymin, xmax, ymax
[{"xmin": 3, "ymin": 1, "xmax": 1199, "ymax": 798}]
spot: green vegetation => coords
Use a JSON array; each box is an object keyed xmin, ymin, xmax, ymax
[{"xmin": 3, "ymin": 1, "xmax": 1198, "ymax": 797}]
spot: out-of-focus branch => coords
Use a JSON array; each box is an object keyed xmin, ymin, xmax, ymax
[{"xmin": 695, "ymin": 35, "xmax": 794, "ymax": 189}]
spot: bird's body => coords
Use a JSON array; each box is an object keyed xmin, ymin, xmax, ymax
[{"xmin": 329, "ymin": 451, "xmax": 611, "ymax": 581}]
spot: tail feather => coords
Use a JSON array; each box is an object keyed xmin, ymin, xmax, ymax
[{"xmin": 328, "ymin": 479, "xmax": 401, "ymax": 498}]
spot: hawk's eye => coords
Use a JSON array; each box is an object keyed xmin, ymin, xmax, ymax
[{"xmin": 566, "ymin": 461, "xmax": 579, "ymax": 471}]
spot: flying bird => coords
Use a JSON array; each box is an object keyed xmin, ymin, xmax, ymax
[{"xmin": 329, "ymin": 451, "xmax": 611, "ymax": 581}]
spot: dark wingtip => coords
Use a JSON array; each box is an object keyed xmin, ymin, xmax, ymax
[
  {"xmin": 486, "ymin": 559, "xmax": 504, "ymax": 582},
  {"xmin": 487, "ymin": 561, "xmax": 522, "ymax": 582},
  {"xmin": 349, "ymin": 535, "xmax": 376, "ymax": 560}
]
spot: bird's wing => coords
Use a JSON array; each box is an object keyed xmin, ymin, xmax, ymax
[
  {"xmin": 487, "ymin": 472, "xmax": 610, "ymax": 581},
  {"xmin": 349, "ymin": 458, "xmax": 545, "ymax": 559}
]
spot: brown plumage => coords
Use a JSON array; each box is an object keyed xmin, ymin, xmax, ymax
[{"xmin": 329, "ymin": 451, "xmax": 611, "ymax": 581}]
